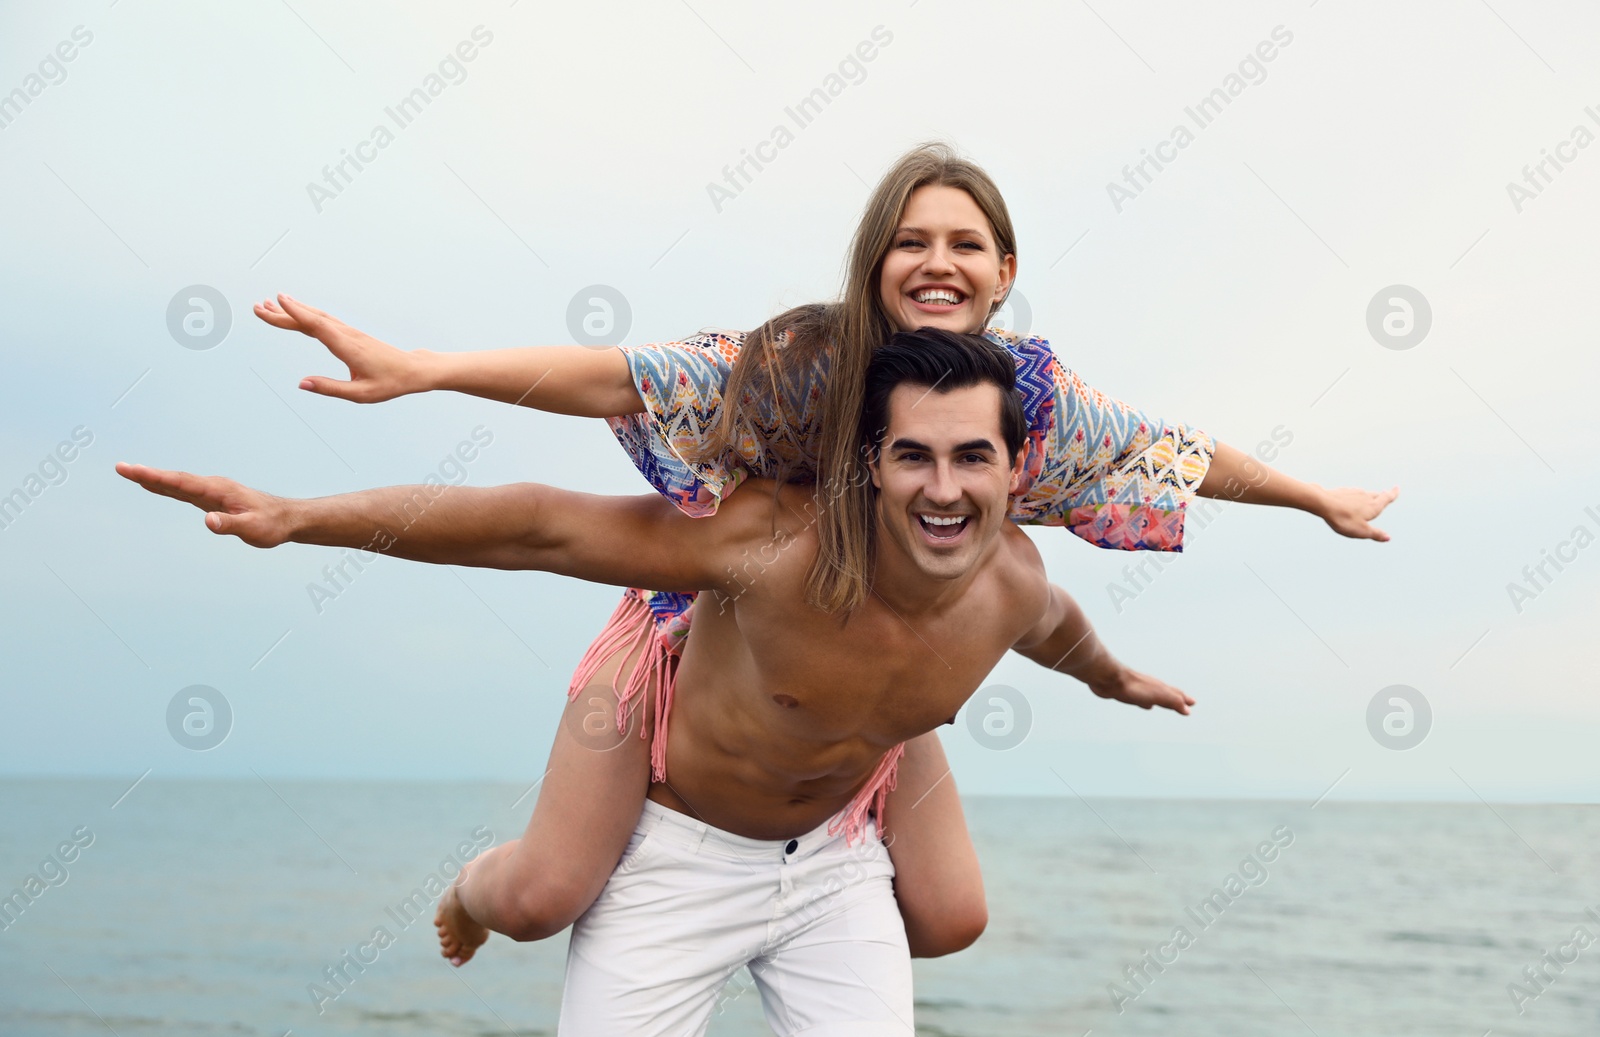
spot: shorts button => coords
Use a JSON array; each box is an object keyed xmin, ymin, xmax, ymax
[{"xmin": 785, "ymin": 839, "xmax": 798, "ymax": 854}]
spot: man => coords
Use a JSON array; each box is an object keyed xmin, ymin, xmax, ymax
[{"xmin": 119, "ymin": 328, "xmax": 1190, "ymax": 1034}]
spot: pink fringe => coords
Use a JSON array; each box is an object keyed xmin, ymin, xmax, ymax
[
  {"xmin": 567, "ymin": 591, "xmax": 677, "ymax": 782},
  {"xmin": 569, "ymin": 589, "xmax": 906, "ymax": 846},
  {"xmin": 829, "ymin": 742, "xmax": 906, "ymax": 846}
]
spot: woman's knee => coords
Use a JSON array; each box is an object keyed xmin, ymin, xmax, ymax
[
  {"xmin": 502, "ymin": 874, "xmax": 595, "ymax": 942},
  {"xmin": 906, "ymin": 897, "xmax": 988, "ymax": 958}
]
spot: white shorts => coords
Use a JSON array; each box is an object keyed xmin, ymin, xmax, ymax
[{"xmin": 558, "ymin": 798, "xmax": 914, "ymax": 1036}]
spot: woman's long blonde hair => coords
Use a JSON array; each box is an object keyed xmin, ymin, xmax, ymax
[{"xmin": 708, "ymin": 142, "xmax": 1019, "ymax": 614}]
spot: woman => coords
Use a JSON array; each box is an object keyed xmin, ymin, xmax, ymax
[{"xmin": 255, "ymin": 143, "xmax": 1397, "ymax": 965}]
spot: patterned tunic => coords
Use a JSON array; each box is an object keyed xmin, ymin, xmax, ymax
[
  {"xmin": 575, "ymin": 326, "xmax": 1215, "ymax": 843},
  {"xmin": 606, "ymin": 327, "xmax": 1215, "ymax": 648}
]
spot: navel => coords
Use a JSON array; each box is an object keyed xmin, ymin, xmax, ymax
[{"xmin": 772, "ymin": 694, "xmax": 800, "ymax": 709}]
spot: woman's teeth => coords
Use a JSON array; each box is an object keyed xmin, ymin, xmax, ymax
[{"xmin": 913, "ymin": 289, "xmax": 962, "ymax": 305}]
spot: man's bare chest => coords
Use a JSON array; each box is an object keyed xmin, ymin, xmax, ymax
[{"xmin": 728, "ymin": 601, "xmax": 1020, "ymax": 743}]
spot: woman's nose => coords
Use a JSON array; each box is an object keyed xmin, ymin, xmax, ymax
[{"xmin": 921, "ymin": 243, "xmax": 956, "ymax": 273}]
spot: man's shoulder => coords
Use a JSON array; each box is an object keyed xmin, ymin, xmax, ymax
[
  {"xmin": 995, "ymin": 522, "xmax": 1048, "ymax": 572},
  {"xmin": 711, "ymin": 480, "xmax": 823, "ymax": 555},
  {"xmin": 989, "ymin": 526, "xmax": 1053, "ymax": 624}
]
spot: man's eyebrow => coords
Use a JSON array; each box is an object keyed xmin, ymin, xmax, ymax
[
  {"xmin": 894, "ymin": 225, "xmax": 992, "ymax": 241},
  {"xmin": 886, "ymin": 437, "xmax": 998, "ymax": 454}
]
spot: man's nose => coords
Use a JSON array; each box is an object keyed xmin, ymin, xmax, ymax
[{"xmin": 925, "ymin": 462, "xmax": 962, "ymax": 505}]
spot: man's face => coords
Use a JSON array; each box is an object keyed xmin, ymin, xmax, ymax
[{"xmin": 867, "ymin": 382, "xmax": 1025, "ymax": 582}]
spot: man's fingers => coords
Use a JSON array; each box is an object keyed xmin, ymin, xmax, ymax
[
  {"xmin": 298, "ymin": 375, "xmax": 358, "ymax": 399},
  {"xmin": 117, "ymin": 462, "xmax": 226, "ymax": 511},
  {"xmin": 206, "ymin": 512, "xmax": 244, "ymax": 536},
  {"xmin": 116, "ymin": 461, "xmax": 193, "ymax": 499}
]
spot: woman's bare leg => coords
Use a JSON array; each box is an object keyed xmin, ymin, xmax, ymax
[
  {"xmin": 879, "ymin": 731, "xmax": 988, "ymax": 958},
  {"xmin": 436, "ymin": 631, "xmax": 655, "ymax": 963}
]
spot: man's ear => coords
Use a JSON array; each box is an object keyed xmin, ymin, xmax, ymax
[
  {"xmin": 866, "ymin": 446, "xmax": 882, "ymax": 490},
  {"xmin": 1007, "ymin": 447, "xmax": 1027, "ymax": 494}
]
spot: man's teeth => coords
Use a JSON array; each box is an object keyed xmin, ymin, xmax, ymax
[
  {"xmin": 920, "ymin": 515, "xmax": 967, "ymax": 526},
  {"xmin": 913, "ymin": 289, "xmax": 962, "ymax": 305}
]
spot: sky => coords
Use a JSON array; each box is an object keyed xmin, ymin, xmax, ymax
[{"xmin": 1, "ymin": 0, "xmax": 1596, "ymax": 802}]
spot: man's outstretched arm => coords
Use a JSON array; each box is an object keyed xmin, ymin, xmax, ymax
[
  {"xmin": 115, "ymin": 462, "xmax": 747, "ymax": 592},
  {"xmin": 1011, "ymin": 582, "xmax": 1195, "ymax": 715}
]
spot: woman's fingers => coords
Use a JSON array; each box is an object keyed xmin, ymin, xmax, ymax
[
  {"xmin": 256, "ymin": 294, "xmax": 411, "ymax": 404},
  {"xmin": 253, "ymin": 300, "xmax": 299, "ymax": 330},
  {"xmin": 277, "ymin": 293, "xmax": 341, "ymax": 327}
]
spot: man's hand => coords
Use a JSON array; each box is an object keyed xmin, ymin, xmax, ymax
[
  {"xmin": 255, "ymin": 294, "xmax": 428, "ymax": 403},
  {"xmin": 1086, "ymin": 666, "xmax": 1195, "ymax": 715},
  {"xmin": 1315, "ymin": 484, "xmax": 1398, "ymax": 542},
  {"xmin": 116, "ymin": 463, "xmax": 293, "ymax": 548}
]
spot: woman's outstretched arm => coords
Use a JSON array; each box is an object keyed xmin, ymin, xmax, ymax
[
  {"xmin": 254, "ymin": 294, "xmax": 644, "ymax": 417},
  {"xmin": 1197, "ymin": 440, "xmax": 1399, "ymax": 542}
]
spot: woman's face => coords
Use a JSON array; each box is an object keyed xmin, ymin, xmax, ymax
[{"xmin": 877, "ymin": 184, "xmax": 1017, "ymax": 335}]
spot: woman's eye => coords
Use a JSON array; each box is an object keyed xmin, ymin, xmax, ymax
[{"xmin": 897, "ymin": 238, "xmax": 923, "ymax": 249}]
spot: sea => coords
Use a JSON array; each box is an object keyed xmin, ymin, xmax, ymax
[{"xmin": 2, "ymin": 779, "xmax": 1597, "ymax": 1036}]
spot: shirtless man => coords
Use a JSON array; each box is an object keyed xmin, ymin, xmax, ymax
[{"xmin": 118, "ymin": 327, "xmax": 1191, "ymax": 1034}]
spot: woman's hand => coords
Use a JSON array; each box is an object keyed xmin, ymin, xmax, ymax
[
  {"xmin": 116, "ymin": 462, "xmax": 294, "ymax": 548},
  {"xmin": 1315, "ymin": 485, "xmax": 1399, "ymax": 542},
  {"xmin": 255, "ymin": 294, "xmax": 432, "ymax": 404},
  {"xmin": 255, "ymin": 293, "xmax": 643, "ymax": 417}
]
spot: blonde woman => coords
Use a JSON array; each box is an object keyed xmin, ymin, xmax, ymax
[{"xmin": 255, "ymin": 144, "xmax": 1397, "ymax": 965}]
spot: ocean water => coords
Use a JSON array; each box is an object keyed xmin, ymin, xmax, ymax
[{"xmin": 2, "ymin": 779, "xmax": 1597, "ymax": 1036}]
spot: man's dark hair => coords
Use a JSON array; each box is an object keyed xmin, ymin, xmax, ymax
[{"xmin": 859, "ymin": 327, "xmax": 1027, "ymax": 463}]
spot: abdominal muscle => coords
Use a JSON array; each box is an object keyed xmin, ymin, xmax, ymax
[{"xmin": 644, "ymin": 668, "xmax": 895, "ymax": 841}]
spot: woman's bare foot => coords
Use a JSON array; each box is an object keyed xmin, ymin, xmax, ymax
[{"xmin": 435, "ymin": 879, "xmax": 491, "ymax": 967}]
